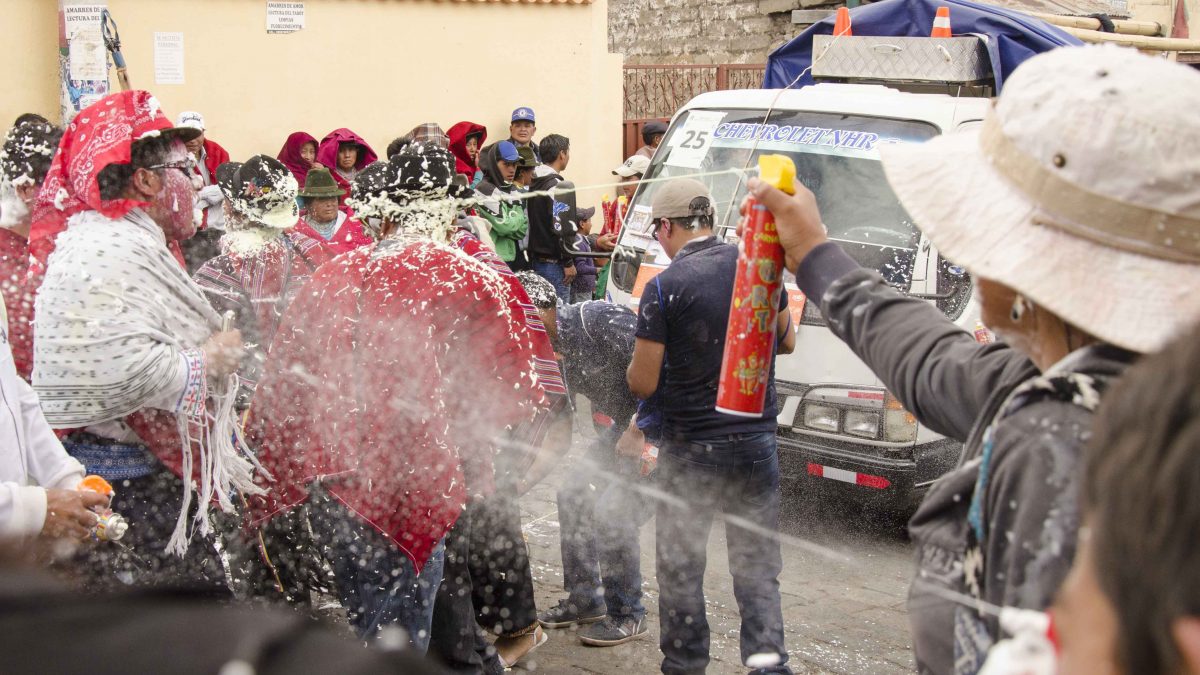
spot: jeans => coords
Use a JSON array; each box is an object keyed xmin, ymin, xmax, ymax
[
  {"xmin": 430, "ymin": 504, "xmax": 505, "ymax": 675},
  {"xmin": 531, "ymin": 260, "xmax": 571, "ymax": 304},
  {"xmin": 655, "ymin": 432, "xmax": 791, "ymax": 675},
  {"xmin": 307, "ymin": 490, "xmax": 445, "ymax": 650},
  {"xmin": 557, "ymin": 429, "xmax": 653, "ymax": 621},
  {"xmin": 468, "ymin": 457, "xmax": 539, "ymax": 637}
]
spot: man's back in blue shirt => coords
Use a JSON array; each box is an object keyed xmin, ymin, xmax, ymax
[{"xmin": 634, "ymin": 237, "xmax": 787, "ymax": 442}]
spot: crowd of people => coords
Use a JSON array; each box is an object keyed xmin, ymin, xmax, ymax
[{"xmin": 0, "ymin": 42, "xmax": 1198, "ymax": 675}]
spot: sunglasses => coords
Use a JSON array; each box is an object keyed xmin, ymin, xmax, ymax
[{"xmin": 146, "ymin": 158, "xmax": 202, "ymax": 189}]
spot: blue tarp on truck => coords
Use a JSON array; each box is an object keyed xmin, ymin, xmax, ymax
[{"xmin": 764, "ymin": 0, "xmax": 1084, "ymax": 91}]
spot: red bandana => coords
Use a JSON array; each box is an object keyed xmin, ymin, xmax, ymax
[{"xmin": 29, "ymin": 91, "xmax": 183, "ymax": 269}]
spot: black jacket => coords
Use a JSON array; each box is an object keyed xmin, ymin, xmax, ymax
[
  {"xmin": 526, "ymin": 166, "xmax": 577, "ymax": 265},
  {"xmin": 796, "ymin": 242, "xmax": 1136, "ymax": 675}
]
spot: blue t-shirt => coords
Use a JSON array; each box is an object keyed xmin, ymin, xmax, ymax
[{"xmin": 635, "ymin": 237, "xmax": 787, "ymax": 441}]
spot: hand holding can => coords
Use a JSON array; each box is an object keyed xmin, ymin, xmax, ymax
[{"xmin": 716, "ymin": 155, "xmax": 796, "ymax": 418}]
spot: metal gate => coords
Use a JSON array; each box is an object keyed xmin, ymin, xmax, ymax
[{"xmin": 622, "ymin": 64, "xmax": 765, "ymax": 159}]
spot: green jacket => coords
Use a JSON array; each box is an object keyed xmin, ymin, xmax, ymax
[{"xmin": 478, "ymin": 189, "xmax": 528, "ymax": 263}]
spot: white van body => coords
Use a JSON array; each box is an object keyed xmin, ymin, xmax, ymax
[{"xmin": 606, "ymin": 84, "xmax": 991, "ymax": 508}]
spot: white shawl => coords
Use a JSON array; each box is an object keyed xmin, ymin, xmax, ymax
[{"xmin": 33, "ymin": 208, "xmax": 264, "ymax": 554}]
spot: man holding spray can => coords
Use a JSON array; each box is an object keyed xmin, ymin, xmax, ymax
[{"xmin": 626, "ymin": 175, "xmax": 796, "ymax": 674}]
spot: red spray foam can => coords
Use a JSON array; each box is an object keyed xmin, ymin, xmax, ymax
[{"xmin": 716, "ymin": 154, "xmax": 796, "ymax": 418}]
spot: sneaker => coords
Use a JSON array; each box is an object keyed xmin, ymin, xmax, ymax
[
  {"xmin": 538, "ymin": 598, "xmax": 606, "ymax": 629},
  {"xmin": 578, "ymin": 616, "xmax": 649, "ymax": 647}
]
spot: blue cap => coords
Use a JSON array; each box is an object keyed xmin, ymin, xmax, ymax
[
  {"xmin": 511, "ymin": 107, "xmax": 536, "ymax": 123},
  {"xmin": 497, "ymin": 141, "xmax": 520, "ymax": 162}
]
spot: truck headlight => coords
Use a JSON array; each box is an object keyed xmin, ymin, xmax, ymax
[
  {"xmin": 802, "ymin": 404, "xmax": 839, "ymax": 433},
  {"xmin": 883, "ymin": 392, "xmax": 918, "ymax": 442},
  {"xmin": 844, "ymin": 410, "xmax": 880, "ymax": 438}
]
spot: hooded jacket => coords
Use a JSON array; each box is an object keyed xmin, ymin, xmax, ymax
[
  {"xmin": 473, "ymin": 143, "xmax": 528, "ymax": 264},
  {"xmin": 527, "ymin": 165, "xmax": 577, "ymax": 265},
  {"xmin": 277, "ymin": 131, "xmax": 318, "ymax": 185},
  {"xmin": 316, "ymin": 128, "xmax": 378, "ymax": 206},
  {"xmin": 447, "ymin": 122, "xmax": 486, "ymax": 187},
  {"xmin": 795, "ymin": 242, "xmax": 1136, "ymax": 675}
]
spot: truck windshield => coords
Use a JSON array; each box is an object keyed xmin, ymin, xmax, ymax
[{"xmin": 620, "ymin": 109, "xmax": 939, "ymax": 290}]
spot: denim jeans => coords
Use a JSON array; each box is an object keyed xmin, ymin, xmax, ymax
[
  {"xmin": 531, "ymin": 260, "xmax": 571, "ymax": 304},
  {"xmin": 655, "ymin": 431, "xmax": 791, "ymax": 675},
  {"xmin": 307, "ymin": 490, "xmax": 445, "ymax": 650},
  {"xmin": 430, "ymin": 504, "xmax": 505, "ymax": 675},
  {"xmin": 557, "ymin": 430, "xmax": 653, "ymax": 621}
]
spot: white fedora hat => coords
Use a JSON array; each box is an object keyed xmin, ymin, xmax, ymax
[{"xmin": 880, "ymin": 45, "xmax": 1200, "ymax": 354}]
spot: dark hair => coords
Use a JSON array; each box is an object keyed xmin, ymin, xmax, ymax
[
  {"xmin": 665, "ymin": 214, "xmax": 713, "ymax": 231},
  {"xmin": 538, "ymin": 134, "xmax": 569, "ymax": 164},
  {"xmin": 1, "ymin": 121, "xmax": 63, "ymax": 185},
  {"xmin": 1084, "ymin": 326, "xmax": 1200, "ymax": 675},
  {"xmin": 12, "ymin": 113, "xmax": 49, "ymax": 128},
  {"xmin": 95, "ymin": 135, "xmax": 178, "ymax": 201}
]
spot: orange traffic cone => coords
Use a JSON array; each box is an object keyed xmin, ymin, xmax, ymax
[
  {"xmin": 931, "ymin": 6, "xmax": 952, "ymax": 37},
  {"xmin": 833, "ymin": 7, "xmax": 852, "ymax": 37}
]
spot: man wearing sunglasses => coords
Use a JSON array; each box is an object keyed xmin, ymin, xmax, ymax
[{"xmin": 30, "ymin": 91, "xmax": 251, "ymax": 593}]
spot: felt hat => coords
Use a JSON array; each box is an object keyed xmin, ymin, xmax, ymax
[
  {"xmin": 225, "ymin": 155, "xmax": 299, "ymax": 230},
  {"xmin": 215, "ymin": 161, "xmax": 242, "ymax": 200},
  {"xmin": 297, "ymin": 166, "xmax": 346, "ymax": 199},
  {"xmin": 516, "ymin": 145, "xmax": 538, "ymax": 169},
  {"xmin": 879, "ymin": 45, "xmax": 1200, "ymax": 354}
]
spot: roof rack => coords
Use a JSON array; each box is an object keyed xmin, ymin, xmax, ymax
[{"xmin": 811, "ymin": 34, "xmax": 995, "ymax": 97}]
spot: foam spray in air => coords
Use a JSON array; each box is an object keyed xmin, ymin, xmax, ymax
[{"xmin": 716, "ymin": 154, "xmax": 796, "ymax": 418}]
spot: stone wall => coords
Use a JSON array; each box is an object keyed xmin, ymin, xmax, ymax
[{"xmin": 609, "ymin": 0, "xmax": 801, "ymax": 64}]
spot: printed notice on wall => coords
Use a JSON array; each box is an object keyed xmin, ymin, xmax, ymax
[
  {"xmin": 266, "ymin": 1, "xmax": 305, "ymax": 33},
  {"xmin": 153, "ymin": 32, "xmax": 185, "ymax": 85},
  {"xmin": 64, "ymin": 3, "xmax": 108, "ymax": 81}
]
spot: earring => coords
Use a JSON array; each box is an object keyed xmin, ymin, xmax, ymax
[{"xmin": 1010, "ymin": 294, "xmax": 1029, "ymax": 322}]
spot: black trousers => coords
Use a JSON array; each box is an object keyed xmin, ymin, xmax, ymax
[
  {"xmin": 71, "ymin": 467, "xmax": 230, "ymax": 596},
  {"xmin": 430, "ymin": 504, "xmax": 505, "ymax": 675}
]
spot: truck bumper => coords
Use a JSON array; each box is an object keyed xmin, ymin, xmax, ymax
[{"xmin": 777, "ymin": 434, "xmax": 960, "ymax": 512}]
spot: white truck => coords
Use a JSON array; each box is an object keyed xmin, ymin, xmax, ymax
[{"xmin": 605, "ymin": 36, "xmax": 994, "ymax": 509}]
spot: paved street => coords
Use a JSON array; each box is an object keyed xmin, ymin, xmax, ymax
[{"xmin": 517, "ymin": 418, "xmax": 918, "ymax": 674}]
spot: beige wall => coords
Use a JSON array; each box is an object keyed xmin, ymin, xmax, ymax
[
  {"xmin": 2, "ymin": 0, "xmax": 60, "ymax": 124},
  {"xmin": 3, "ymin": 0, "xmax": 623, "ymax": 208}
]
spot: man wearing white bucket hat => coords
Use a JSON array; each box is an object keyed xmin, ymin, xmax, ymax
[{"xmin": 743, "ymin": 45, "xmax": 1200, "ymax": 675}]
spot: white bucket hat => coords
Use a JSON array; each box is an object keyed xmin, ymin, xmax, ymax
[{"xmin": 880, "ymin": 45, "xmax": 1200, "ymax": 354}]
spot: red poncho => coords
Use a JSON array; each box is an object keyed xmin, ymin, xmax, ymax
[
  {"xmin": 292, "ymin": 212, "xmax": 373, "ymax": 256},
  {"xmin": 316, "ymin": 128, "xmax": 378, "ymax": 206},
  {"xmin": 277, "ymin": 131, "xmax": 318, "ymax": 185},
  {"xmin": 0, "ymin": 229, "xmax": 32, "ymax": 379},
  {"xmin": 245, "ymin": 238, "xmax": 549, "ymax": 570},
  {"xmin": 447, "ymin": 122, "xmax": 487, "ymax": 183},
  {"xmin": 194, "ymin": 231, "xmax": 334, "ymax": 396}
]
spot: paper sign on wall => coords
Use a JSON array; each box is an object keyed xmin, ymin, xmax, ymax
[
  {"xmin": 64, "ymin": 4, "xmax": 107, "ymax": 81},
  {"xmin": 153, "ymin": 32, "xmax": 185, "ymax": 85},
  {"xmin": 665, "ymin": 110, "xmax": 727, "ymax": 169},
  {"xmin": 267, "ymin": 2, "xmax": 306, "ymax": 33}
]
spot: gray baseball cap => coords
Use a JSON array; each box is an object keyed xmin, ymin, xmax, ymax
[{"xmin": 651, "ymin": 178, "xmax": 715, "ymax": 220}]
